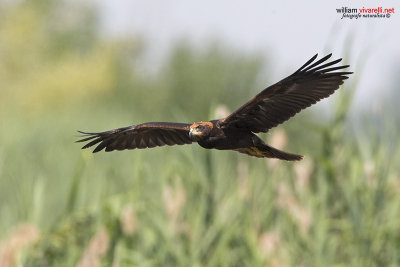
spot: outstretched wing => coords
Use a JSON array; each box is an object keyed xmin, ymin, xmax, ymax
[
  {"xmin": 220, "ymin": 54, "xmax": 353, "ymax": 133},
  {"xmin": 77, "ymin": 122, "xmax": 192, "ymax": 153}
]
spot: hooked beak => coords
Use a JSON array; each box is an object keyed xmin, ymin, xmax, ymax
[{"xmin": 189, "ymin": 128, "xmax": 199, "ymax": 139}]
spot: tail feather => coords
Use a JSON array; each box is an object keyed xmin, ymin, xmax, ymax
[
  {"xmin": 261, "ymin": 144, "xmax": 303, "ymax": 161},
  {"xmin": 234, "ymin": 144, "xmax": 303, "ymax": 161}
]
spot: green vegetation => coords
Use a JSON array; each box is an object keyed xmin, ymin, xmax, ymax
[{"xmin": 1, "ymin": 1, "xmax": 399, "ymax": 266}]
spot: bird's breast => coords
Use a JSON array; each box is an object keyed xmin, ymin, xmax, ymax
[{"xmin": 197, "ymin": 128, "xmax": 253, "ymax": 150}]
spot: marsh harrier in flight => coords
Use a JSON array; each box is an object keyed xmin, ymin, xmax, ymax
[{"xmin": 77, "ymin": 54, "xmax": 352, "ymax": 160}]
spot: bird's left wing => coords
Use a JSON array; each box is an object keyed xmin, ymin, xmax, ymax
[
  {"xmin": 219, "ymin": 54, "xmax": 352, "ymax": 133},
  {"xmin": 77, "ymin": 122, "xmax": 192, "ymax": 153}
]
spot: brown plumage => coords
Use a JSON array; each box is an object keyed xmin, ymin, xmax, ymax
[{"xmin": 77, "ymin": 54, "xmax": 352, "ymax": 160}]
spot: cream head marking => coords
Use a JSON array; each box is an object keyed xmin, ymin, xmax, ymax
[{"xmin": 189, "ymin": 121, "xmax": 213, "ymax": 139}]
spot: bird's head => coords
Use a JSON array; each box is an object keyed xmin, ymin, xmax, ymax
[{"xmin": 189, "ymin": 121, "xmax": 213, "ymax": 141}]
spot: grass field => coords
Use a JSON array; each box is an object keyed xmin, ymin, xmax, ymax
[{"xmin": 1, "ymin": 1, "xmax": 400, "ymax": 266}]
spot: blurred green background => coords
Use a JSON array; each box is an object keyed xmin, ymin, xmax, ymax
[{"xmin": 1, "ymin": 1, "xmax": 399, "ymax": 266}]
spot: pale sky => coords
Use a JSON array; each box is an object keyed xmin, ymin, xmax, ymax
[{"xmin": 90, "ymin": 0, "xmax": 400, "ymax": 110}]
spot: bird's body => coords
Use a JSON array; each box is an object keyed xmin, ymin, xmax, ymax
[
  {"xmin": 192, "ymin": 120, "xmax": 254, "ymax": 150},
  {"xmin": 188, "ymin": 120, "xmax": 301, "ymax": 160},
  {"xmin": 78, "ymin": 54, "xmax": 352, "ymax": 161}
]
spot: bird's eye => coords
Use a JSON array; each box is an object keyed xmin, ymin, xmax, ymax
[{"xmin": 196, "ymin": 125, "xmax": 204, "ymax": 130}]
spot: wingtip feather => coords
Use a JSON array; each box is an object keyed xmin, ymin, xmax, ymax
[{"xmin": 293, "ymin": 54, "xmax": 319, "ymax": 74}]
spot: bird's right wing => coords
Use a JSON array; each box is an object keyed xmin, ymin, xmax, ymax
[
  {"xmin": 77, "ymin": 122, "xmax": 192, "ymax": 153},
  {"xmin": 219, "ymin": 54, "xmax": 352, "ymax": 133}
]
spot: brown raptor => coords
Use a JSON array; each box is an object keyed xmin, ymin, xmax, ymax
[{"xmin": 77, "ymin": 54, "xmax": 352, "ymax": 160}]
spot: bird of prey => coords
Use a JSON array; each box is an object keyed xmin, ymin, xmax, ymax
[{"xmin": 77, "ymin": 54, "xmax": 352, "ymax": 160}]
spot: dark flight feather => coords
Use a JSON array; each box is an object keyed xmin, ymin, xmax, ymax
[
  {"xmin": 77, "ymin": 122, "xmax": 192, "ymax": 153},
  {"xmin": 220, "ymin": 53, "xmax": 353, "ymax": 133}
]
